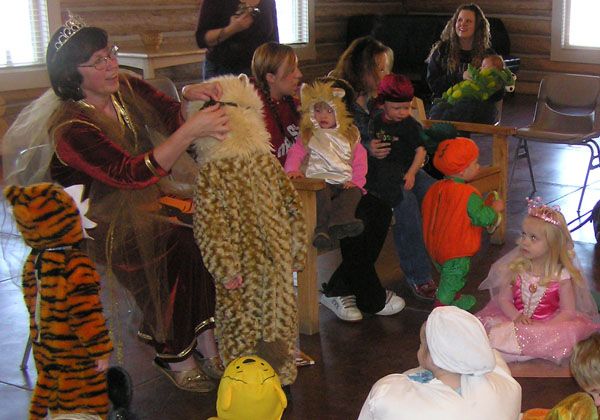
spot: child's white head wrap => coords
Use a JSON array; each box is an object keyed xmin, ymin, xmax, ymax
[{"xmin": 426, "ymin": 306, "xmax": 496, "ymax": 376}]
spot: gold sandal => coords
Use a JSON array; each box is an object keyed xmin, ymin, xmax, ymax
[
  {"xmin": 153, "ymin": 358, "xmax": 215, "ymax": 393},
  {"xmin": 193, "ymin": 351, "xmax": 225, "ymax": 379}
]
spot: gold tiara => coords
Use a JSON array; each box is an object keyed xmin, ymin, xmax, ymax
[{"xmin": 54, "ymin": 14, "xmax": 87, "ymax": 52}]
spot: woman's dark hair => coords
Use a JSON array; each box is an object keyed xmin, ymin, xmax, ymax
[
  {"xmin": 428, "ymin": 3, "xmax": 491, "ymax": 73},
  {"xmin": 330, "ymin": 36, "xmax": 393, "ymax": 96},
  {"xmin": 46, "ymin": 27, "xmax": 109, "ymax": 101}
]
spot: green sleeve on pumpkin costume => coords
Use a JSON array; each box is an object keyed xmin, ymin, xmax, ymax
[{"xmin": 467, "ymin": 192, "xmax": 499, "ymax": 227}]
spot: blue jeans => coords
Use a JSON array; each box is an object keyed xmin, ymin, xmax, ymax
[{"xmin": 392, "ymin": 170, "xmax": 436, "ymax": 287}]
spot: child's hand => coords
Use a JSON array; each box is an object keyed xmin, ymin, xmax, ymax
[
  {"xmin": 343, "ymin": 181, "xmax": 357, "ymax": 189},
  {"xmin": 287, "ymin": 171, "xmax": 305, "ymax": 179},
  {"xmin": 96, "ymin": 357, "xmax": 110, "ymax": 372},
  {"xmin": 514, "ymin": 314, "xmax": 533, "ymax": 325},
  {"xmin": 404, "ymin": 172, "xmax": 416, "ymax": 190},
  {"xmin": 225, "ymin": 275, "xmax": 243, "ymax": 290},
  {"xmin": 492, "ymin": 199, "xmax": 505, "ymax": 213},
  {"xmin": 369, "ymin": 139, "xmax": 391, "ymax": 159}
]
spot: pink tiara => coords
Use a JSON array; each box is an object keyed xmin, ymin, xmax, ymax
[{"xmin": 527, "ymin": 197, "xmax": 561, "ymax": 226}]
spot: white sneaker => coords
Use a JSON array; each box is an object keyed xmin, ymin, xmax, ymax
[
  {"xmin": 375, "ymin": 290, "xmax": 405, "ymax": 316},
  {"xmin": 320, "ymin": 294, "xmax": 363, "ymax": 322}
]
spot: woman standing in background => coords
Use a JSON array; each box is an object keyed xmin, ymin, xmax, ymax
[{"xmin": 196, "ymin": 0, "xmax": 278, "ymax": 79}]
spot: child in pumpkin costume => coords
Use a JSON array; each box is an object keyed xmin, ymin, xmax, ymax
[
  {"xmin": 421, "ymin": 138, "xmax": 504, "ymax": 310},
  {"xmin": 190, "ymin": 74, "xmax": 307, "ymax": 387},
  {"xmin": 4, "ymin": 183, "xmax": 113, "ymax": 420},
  {"xmin": 285, "ymin": 80, "xmax": 367, "ymax": 249}
]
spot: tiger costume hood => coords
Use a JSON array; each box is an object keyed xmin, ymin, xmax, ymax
[
  {"xmin": 4, "ymin": 183, "xmax": 93, "ymax": 249},
  {"xmin": 299, "ymin": 80, "xmax": 359, "ymax": 148}
]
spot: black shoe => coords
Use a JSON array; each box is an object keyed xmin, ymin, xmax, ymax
[{"xmin": 107, "ymin": 366, "xmax": 137, "ymax": 420}]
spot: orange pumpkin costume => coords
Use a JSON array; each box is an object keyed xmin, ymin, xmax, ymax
[{"xmin": 422, "ymin": 138, "xmax": 499, "ymax": 310}]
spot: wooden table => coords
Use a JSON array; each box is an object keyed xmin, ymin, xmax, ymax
[{"xmin": 118, "ymin": 45, "xmax": 206, "ymax": 78}]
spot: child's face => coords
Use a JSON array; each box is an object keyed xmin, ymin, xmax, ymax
[
  {"xmin": 481, "ymin": 57, "xmax": 503, "ymax": 71},
  {"xmin": 382, "ymin": 101, "xmax": 411, "ymax": 122},
  {"xmin": 519, "ymin": 216, "xmax": 550, "ymax": 264},
  {"xmin": 460, "ymin": 158, "xmax": 480, "ymax": 181},
  {"xmin": 313, "ymin": 102, "xmax": 336, "ymax": 129}
]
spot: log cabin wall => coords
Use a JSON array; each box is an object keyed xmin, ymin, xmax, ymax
[{"xmin": 3, "ymin": 0, "xmax": 600, "ymax": 148}]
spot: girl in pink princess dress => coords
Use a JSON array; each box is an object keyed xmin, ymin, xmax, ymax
[{"xmin": 476, "ymin": 198, "xmax": 600, "ymax": 364}]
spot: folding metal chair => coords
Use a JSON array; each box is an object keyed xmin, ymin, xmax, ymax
[{"xmin": 513, "ymin": 73, "xmax": 600, "ymax": 222}]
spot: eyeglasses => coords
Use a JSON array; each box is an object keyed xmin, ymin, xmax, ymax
[{"xmin": 78, "ymin": 45, "xmax": 119, "ymax": 71}]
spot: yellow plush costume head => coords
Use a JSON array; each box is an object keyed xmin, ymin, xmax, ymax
[
  {"xmin": 209, "ymin": 355, "xmax": 287, "ymax": 420},
  {"xmin": 299, "ymin": 80, "xmax": 359, "ymax": 148}
]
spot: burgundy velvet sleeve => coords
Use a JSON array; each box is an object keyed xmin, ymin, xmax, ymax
[
  {"xmin": 55, "ymin": 122, "xmax": 167, "ymax": 189},
  {"xmin": 127, "ymin": 75, "xmax": 184, "ymax": 133}
]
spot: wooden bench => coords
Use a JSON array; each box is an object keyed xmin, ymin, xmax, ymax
[{"xmin": 291, "ymin": 111, "xmax": 516, "ymax": 335}]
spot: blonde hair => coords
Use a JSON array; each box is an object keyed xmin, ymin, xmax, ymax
[
  {"xmin": 251, "ymin": 42, "xmax": 297, "ymax": 93},
  {"xmin": 570, "ymin": 333, "xmax": 600, "ymax": 391},
  {"xmin": 510, "ymin": 212, "xmax": 583, "ymax": 286}
]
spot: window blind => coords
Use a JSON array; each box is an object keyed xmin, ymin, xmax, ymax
[
  {"xmin": 277, "ymin": 0, "xmax": 309, "ymax": 45},
  {"xmin": 1, "ymin": 0, "xmax": 50, "ymax": 67}
]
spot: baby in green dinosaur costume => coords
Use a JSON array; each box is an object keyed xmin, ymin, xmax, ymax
[{"xmin": 429, "ymin": 55, "xmax": 516, "ymax": 124}]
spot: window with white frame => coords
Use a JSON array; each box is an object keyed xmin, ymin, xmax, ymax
[
  {"xmin": 0, "ymin": 0, "xmax": 50, "ymax": 68},
  {"xmin": 276, "ymin": 0, "xmax": 315, "ymax": 60},
  {"xmin": 551, "ymin": 0, "xmax": 600, "ymax": 64},
  {"xmin": 0, "ymin": 0, "xmax": 60, "ymax": 91}
]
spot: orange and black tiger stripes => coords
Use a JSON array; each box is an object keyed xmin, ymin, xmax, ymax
[
  {"xmin": 4, "ymin": 183, "xmax": 83, "ymax": 251},
  {"xmin": 4, "ymin": 183, "xmax": 113, "ymax": 420}
]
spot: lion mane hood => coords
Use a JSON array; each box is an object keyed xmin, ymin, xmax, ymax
[
  {"xmin": 299, "ymin": 80, "xmax": 359, "ymax": 147},
  {"xmin": 189, "ymin": 74, "xmax": 272, "ymax": 165}
]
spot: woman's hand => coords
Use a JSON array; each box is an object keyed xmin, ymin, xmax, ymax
[
  {"xmin": 225, "ymin": 275, "xmax": 243, "ymax": 290},
  {"xmin": 182, "ymin": 82, "xmax": 223, "ymax": 102},
  {"xmin": 229, "ymin": 10, "xmax": 254, "ymax": 34},
  {"xmin": 369, "ymin": 139, "xmax": 391, "ymax": 159},
  {"xmin": 287, "ymin": 171, "xmax": 304, "ymax": 179},
  {"xmin": 186, "ymin": 104, "xmax": 230, "ymax": 141}
]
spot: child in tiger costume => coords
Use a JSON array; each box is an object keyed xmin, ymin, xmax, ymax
[{"xmin": 4, "ymin": 182, "xmax": 113, "ymax": 420}]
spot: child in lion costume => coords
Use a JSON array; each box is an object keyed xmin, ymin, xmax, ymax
[{"xmin": 189, "ymin": 74, "xmax": 307, "ymax": 388}]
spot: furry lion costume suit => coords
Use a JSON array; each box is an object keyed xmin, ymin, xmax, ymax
[{"xmin": 189, "ymin": 74, "xmax": 307, "ymax": 386}]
